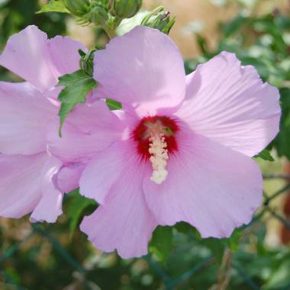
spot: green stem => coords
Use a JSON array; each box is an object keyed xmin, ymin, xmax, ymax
[
  {"xmin": 102, "ymin": 25, "xmax": 116, "ymax": 39},
  {"xmin": 102, "ymin": 16, "xmax": 122, "ymax": 39},
  {"xmin": 212, "ymin": 248, "xmax": 233, "ymax": 290}
]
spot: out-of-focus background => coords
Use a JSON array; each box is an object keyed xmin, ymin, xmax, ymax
[
  {"xmin": 1, "ymin": 0, "xmax": 290, "ymax": 289},
  {"xmin": 145, "ymin": 0, "xmax": 289, "ymax": 57}
]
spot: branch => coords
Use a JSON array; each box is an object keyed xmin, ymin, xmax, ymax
[
  {"xmin": 265, "ymin": 206, "xmax": 290, "ymax": 230},
  {"xmin": 209, "ymin": 248, "xmax": 233, "ymax": 290},
  {"xmin": 263, "ymin": 184, "xmax": 290, "ymax": 206},
  {"xmin": 263, "ymin": 173, "xmax": 290, "ymax": 180}
]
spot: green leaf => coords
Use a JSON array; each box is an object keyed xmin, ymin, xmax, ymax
[
  {"xmin": 37, "ymin": 0, "xmax": 69, "ymax": 14},
  {"xmin": 174, "ymin": 222, "xmax": 201, "ymax": 239},
  {"xmin": 203, "ymin": 238, "xmax": 226, "ymax": 263},
  {"xmin": 58, "ymin": 70, "xmax": 97, "ymax": 134},
  {"xmin": 264, "ymin": 259, "xmax": 290, "ymax": 289},
  {"xmin": 254, "ymin": 149, "xmax": 275, "ymax": 162},
  {"xmin": 106, "ymin": 98, "xmax": 122, "ymax": 110},
  {"xmin": 66, "ymin": 189, "xmax": 97, "ymax": 237},
  {"xmin": 149, "ymin": 226, "xmax": 173, "ymax": 262}
]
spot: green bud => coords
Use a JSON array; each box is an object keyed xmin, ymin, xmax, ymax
[
  {"xmin": 79, "ymin": 49, "xmax": 95, "ymax": 76},
  {"xmin": 89, "ymin": 4, "xmax": 109, "ymax": 26},
  {"xmin": 90, "ymin": 0, "xmax": 109, "ymax": 8},
  {"xmin": 110, "ymin": 0, "xmax": 142, "ymax": 19},
  {"xmin": 63, "ymin": 0, "xmax": 90, "ymax": 16},
  {"xmin": 141, "ymin": 7, "xmax": 175, "ymax": 34}
]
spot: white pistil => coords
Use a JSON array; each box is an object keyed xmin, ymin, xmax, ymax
[{"xmin": 148, "ymin": 133, "xmax": 169, "ymax": 184}]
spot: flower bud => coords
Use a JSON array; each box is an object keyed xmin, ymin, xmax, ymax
[
  {"xmin": 141, "ymin": 7, "xmax": 175, "ymax": 34},
  {"xmin": 63, "ymin": 0, "xmax": 90, "ymax": 16},
  {"xmin": 89, "ymin": 4, "xmax": 109, "ymax": 26},
  {"xmin": 111, "ymin": 0, "xmax": 142, "ymax": 19}
]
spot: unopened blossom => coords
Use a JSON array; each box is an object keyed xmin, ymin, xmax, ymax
[
  {"xmin": 0, "ymin": 26, "xmax": 120, "ymax": 222},
  {"xmin": 50, "ymin": 26, "xmax": 280, "ymax": 258}
]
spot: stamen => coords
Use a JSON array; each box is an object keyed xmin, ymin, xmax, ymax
[
  {"xmin": 148, "ymin": 133, "xmax": 169, "ymax": 184},
  {"xmin": 132, "ymin": 115, "xmax": 179, "ymax": 184}
]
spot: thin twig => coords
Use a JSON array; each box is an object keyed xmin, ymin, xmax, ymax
[
  {"xmin": 265, "ymin": 206, "xmax": 290, "ymax": 230},
  {"xmin": 209, "ymin": 248, "xmax": 233, "ymax": 290},
  {"xmin": 263, "ymin": 173, "xmax": 290, "ymax": 180},
  {"xmin": 252, "ymin": 208, "xmax": 267, "ymax": 223},
  {"xmin": 263, "ymin": 184, "xmax": 290, "ymax": 206}
]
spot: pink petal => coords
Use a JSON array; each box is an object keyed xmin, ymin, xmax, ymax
[
  {"xmin": 0, "ymin": 152, "xmax": 65, "ymax": 223},
  {"xmin": 55, "ymin": 162, "xmax": 85, "ymax": 193},
  {"xmin": 30, "ymin": 156, "xmax": 63, "ymax": 223},
  {"xmin": 47, "ymin": 35, "xmax": 86, "ymax": 77},
  {"xmin": 0, "ymin": 153, "xmax": 47, "ymax": 218},
  {"xmin": 47, "ymin": 101, "xmax": 124, "ymax": 162},
  {"xmin": 0, "ymin": 26, "xmax": 56, "ymax": 91},
  {"xmin": 80, "ymin": 153, "xmax": 157, "ymax": 259},
  {"xmin": 79, "ymin": 141, "xmax": 133, "ymax": 204},
  {"xmin": 143, "ymin": 124, "xmax": 263, "ymax": 238},
  {"xmin": 0, "ymin": 82, "xmax": 56, "ymax": 155},
  {"xmin": 43, "ymin": 86, "xmax": 62, "ymax": 101},
  {"xmin": 176, "ymin": 52, "xmax": 280, "ymax": 157},
  {"xmin": 0, "ymin": 25, "xmax": 84, "ymax": 92},
  {"xmin": 93, "ymin": 26, "xmax": 186, "ymax": 113}
]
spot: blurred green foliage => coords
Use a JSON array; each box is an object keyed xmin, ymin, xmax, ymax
[
  {"xmin": 1, "ymin": 204, "xmax": 290, "ymax": 290},
  {"xmin": 1, "ymin": 0, "xmax": 290, "ymax": 290},
  {"xmin": 0, "ymin": 0, "xmax": 67, "ymax": 46}
]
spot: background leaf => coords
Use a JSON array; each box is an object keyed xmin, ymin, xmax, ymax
[
  {"xmin": 65, "ymin": 189, "xmax": 97, "ymax": 237},
  {"xmin": 149, "ymin": 226, "xmax": 173, "ymax": 262}
]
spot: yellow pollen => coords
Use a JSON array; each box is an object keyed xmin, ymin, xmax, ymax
[{"xmin": 148, "ymin": 133, "xmax": 169, "ymax": 184}]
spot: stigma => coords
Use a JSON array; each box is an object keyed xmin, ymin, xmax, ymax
[{"xmin": 132, "ymin": 116, "xmax": 179, "ymax": 184}]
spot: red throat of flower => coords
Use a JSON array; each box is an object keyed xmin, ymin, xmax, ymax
[{"xmin": 132, "ymin": 116, "xmax": 179, "ymax": 184}]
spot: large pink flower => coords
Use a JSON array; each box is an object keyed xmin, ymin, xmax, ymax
[
  {"xmin": 0, "ymin": 26, "xmax": 120, "ymax": 222},
  {"xmin": 72, "ymin": 26, "xmax": 281, "ymax": 258}
]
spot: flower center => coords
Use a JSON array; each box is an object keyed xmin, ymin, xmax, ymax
[{"xmin": 132, "ymin": 116, "xmax": 179, "ymax": 184}]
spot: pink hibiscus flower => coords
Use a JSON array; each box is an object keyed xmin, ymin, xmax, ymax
[
  {"xmin": 65, "ymin": 26, "xmax": 280, "ymax": 258},
  {"xmin": 0, "ymin": 26, "xmax": 120, "ymax": 222}
]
